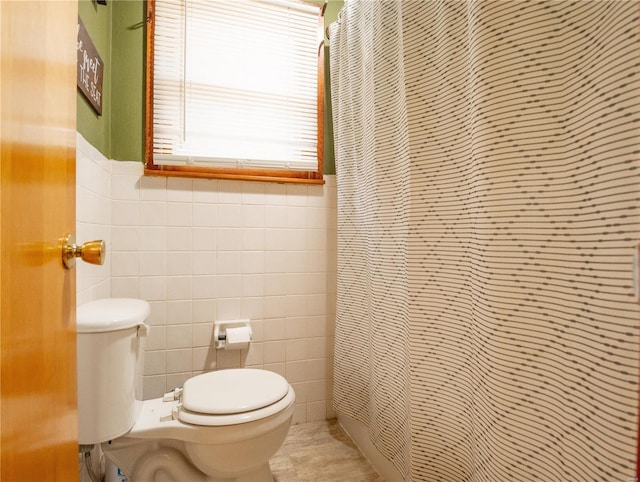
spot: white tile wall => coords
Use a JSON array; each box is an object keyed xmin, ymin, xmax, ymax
[
  {"xmin": 76, "ymin": 134, "xmax": 337, "ymax": 424},
  {"xmin": 76, "ymin": 134, "xmax": 112, "ymax": 304}
]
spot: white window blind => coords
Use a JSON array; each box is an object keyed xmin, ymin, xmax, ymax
[{"xmin": 152, "ymin": 0, "xmax": 323, "ymax": 171}]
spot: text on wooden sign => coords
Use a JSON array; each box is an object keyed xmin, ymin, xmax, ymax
[{"xmin": 77, "ymin": 17, "xmax": 103, "ymax": 115}]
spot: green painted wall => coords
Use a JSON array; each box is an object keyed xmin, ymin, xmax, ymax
[
  {"xmin": 324, "ymin": 0, "xmax": 343, "ymax": 41},
  {"xmin": 77, "ymin": 0, "xmax": 144, "ymax": 161},
  {"xmin": 77, "ymin": 0, "xmax": 341, "ymax": 174},
  {"xmin": 323, "ymin": 0, "xmax": 343, "ymax": 176},
  {"xmin": 77, "ymin": 0, "xmax": 112, "ymax": 157},
  {"xmin": 110, "ymin": 1, "xmax": 145, "ymax": 161}
]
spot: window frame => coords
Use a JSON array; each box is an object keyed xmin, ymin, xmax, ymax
[{"xmin": 144, "ymin": 0, "xmax": 325, "ymax": 184}]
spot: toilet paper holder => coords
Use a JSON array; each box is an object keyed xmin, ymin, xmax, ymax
[{"xmin": 214, "ymin": 319, "xmax": 252, "ymax": 349}]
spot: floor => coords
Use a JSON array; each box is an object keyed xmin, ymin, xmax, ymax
[{"xmin": 271, "ymin": 420, "xmax": 383, "ymax": 482}]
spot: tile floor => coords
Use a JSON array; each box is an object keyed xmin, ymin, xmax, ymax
[{"xmin": 271, "ymin": 419, "xmax": 383, "ymax": 482}]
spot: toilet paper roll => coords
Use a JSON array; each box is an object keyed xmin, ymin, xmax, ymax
[{"xmin": 225, "ymin": 326, "xmax": 251, "ymax": 351}]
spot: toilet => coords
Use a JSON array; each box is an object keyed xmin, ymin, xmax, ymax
[{"xmin": 76, "ymin": 298, "xmax": 296, "ymax": 482}]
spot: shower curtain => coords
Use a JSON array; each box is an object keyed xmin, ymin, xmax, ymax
[{"xmin": 330, "ymin": 1, "xmax": 640, "ymax": 480}]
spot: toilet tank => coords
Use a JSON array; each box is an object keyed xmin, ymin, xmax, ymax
[{"xmin": 76, "ymin": 298, "xmax": 151, "ymax": 445}]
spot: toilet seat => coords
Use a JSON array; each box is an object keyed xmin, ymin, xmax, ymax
[
  {"xmin": 183, "ymin": 369, "xmax": 289, "ymax": 414},
  {"xmin": 177, "ymin": 369, "xmax": 292, "ymax": 426}
]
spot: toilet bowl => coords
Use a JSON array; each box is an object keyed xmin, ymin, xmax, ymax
[
  {"xmin": 104, "ymin": 369, "xmax": 295, "ymax": 481},
  {"xmin": 77, "ymin": 298, "xmax": 295, "ymax": 482}
]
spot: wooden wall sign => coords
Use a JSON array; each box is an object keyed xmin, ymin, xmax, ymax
[{"xmin": 77, "ymin": 17, "xmax": 103, "ymax": 115}]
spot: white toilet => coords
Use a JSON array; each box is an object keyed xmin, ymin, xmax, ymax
[{"xmin": 77, "ymin": 298, "xmax": 296, "ymax": 482}]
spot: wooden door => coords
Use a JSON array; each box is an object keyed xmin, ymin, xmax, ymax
[{"xmin": 0, "ymin": 1, "xmax": 78, "ymax": 480}]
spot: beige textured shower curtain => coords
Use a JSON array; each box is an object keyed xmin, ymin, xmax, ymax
[{"xmin": 330, "ymin": 1, "xmax": 640, "ymax": 480}]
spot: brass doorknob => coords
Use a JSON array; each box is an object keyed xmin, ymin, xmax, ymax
[{"xmin": 61, "ymin": 234, "xmax": 106, "ymax": 269}]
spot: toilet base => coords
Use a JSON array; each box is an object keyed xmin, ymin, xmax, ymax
[
  {"xmin": 101, "ymin": 386, "xmax": 295, "ymax": 482},
  {"xmin": 104, "ymin": 439, "xmax": 275, "ymax": 482}
]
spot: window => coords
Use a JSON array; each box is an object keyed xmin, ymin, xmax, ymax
[{"xmin": 145, "ymin": 0, "xmax": 325, "ymax": 184}]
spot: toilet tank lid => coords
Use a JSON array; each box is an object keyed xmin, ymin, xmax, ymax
[{"xmin": 77, "ymin": 298, "xmax": 151, "ymax": 333}]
